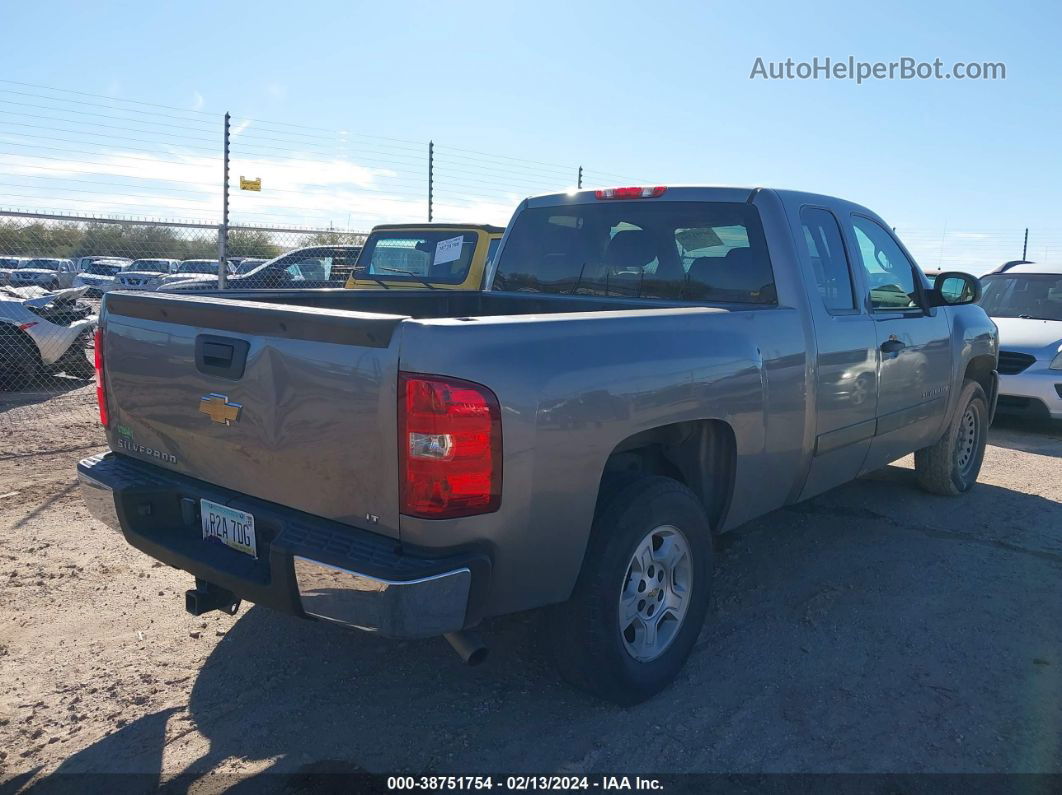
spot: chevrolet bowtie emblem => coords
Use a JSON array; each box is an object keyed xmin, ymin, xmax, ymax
[{"xmin": 199, "ymin": 393, "xmax": 242, "ymax": 425}]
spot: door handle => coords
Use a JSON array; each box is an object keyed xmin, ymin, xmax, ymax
[
  {"xmin": 195, "ymin": 335, "xmax": 250, "ymax": 379},
  {"xmin": 880, "ymin": 338, "xmax": 906, "ymax": 355}
]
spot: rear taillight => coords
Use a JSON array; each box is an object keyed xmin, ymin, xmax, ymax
[
  {"xmin": 93, "ymin": 328, "xmax": 108, "ymax": 428},
  {"xmin": 399, "ymin": 372, "xmax": 501, "ymax": 519},
  {"xmin": 594, "ymin": 186, "xmax": 667, "ymax": 199}
]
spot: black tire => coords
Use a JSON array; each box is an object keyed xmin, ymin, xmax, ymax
[
  {"xmin": 547, "ymin": 476, "xmax": 713, "ymax": 705},
  {"xmin": 914, "ymin": 380, "xmax": 989, "ymax": 495},
  {"xmin": 0, "ymin": 328, "xmax": 41, "ymax": 391}
]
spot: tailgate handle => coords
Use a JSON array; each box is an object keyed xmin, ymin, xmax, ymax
[{"xmin": 195, "ymin": 335, "xmax": 250, "ymax": 379}]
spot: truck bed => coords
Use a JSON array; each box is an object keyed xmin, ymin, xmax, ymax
[
  {"xmin": 99, "ymin": 288, "xmax": 748, "ymax": 546},
  {"xmin": 152, "ymin": 286, "xmax": 701, "ymax": 317}
]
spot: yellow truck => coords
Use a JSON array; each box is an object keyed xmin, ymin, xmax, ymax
[{"xmin": 346, "ymin": 223, "xmax": 504, "ymax": 290}]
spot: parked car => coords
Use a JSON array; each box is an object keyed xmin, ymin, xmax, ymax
[
  {"xmin": 75, "ymin": 255, "xmax": 132, "ymax": 273},
  {"xmin": 163, "ymin": 247, "xmax": 360, "ymax": 291},
  {"xmin": 989, "ymin": 260, "xmax": 1035, "ymax": 274},
  {"xmin": 78, "ymin": 186, "xmax": 995, "ymax": 704},
  {"xmin": 0, "ymin": 256, "xmax": 32, "ymax": 286},
  {"xmin": 9, "ymin": 258, "xmax": 78, "ymax": 290},
  {"xmin": 233, "ymin": 258, "xmax": 267, "ymax": 274},
  {"xmin": 72, "ymin": 259, "xmax": 142, "ymax": 296},
  {"xmin": 112, "ymin": 259, "xmax": 182, "ymax": 291},
  {"xmin": 152, "ymin": 260, "xmax": 234, "ymax": 290},
  {"xmin": 978, "ymin": 261, "xmax": 1062, "ymax": 420},
  {"xmin": 346, "ymin": 224, "xmax": 502, "ymax": 290},
  {"xmin": 0, "ymin": 285, "xmax": 97, "ymax": 390}
]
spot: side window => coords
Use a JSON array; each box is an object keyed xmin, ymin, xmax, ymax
[
  {"xmin": 849, "ymin": 216, "xmax": 919, "ymax": 311},
  {"xmin": 485, "ymin": 237, "xmax": 501, "ymax": 265},
  {"xmin": 286, "ymin": 257, "xmax": 330, "ymax": 280},
  {"xmin": 800, "ymin": 207, "xmax": 855, "ymax": 312}
]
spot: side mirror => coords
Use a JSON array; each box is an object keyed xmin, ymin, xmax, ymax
[{"xmin": 928, "ymin": 271, "xmax": 981, "ymax": 307}]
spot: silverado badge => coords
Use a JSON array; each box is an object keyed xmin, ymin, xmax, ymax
[{"xmin": 199, "ymin": 393, "xmax": 242, "ymax": 425}]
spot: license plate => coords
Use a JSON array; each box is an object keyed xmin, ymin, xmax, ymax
[{"xmin": 201, "ymin": 499, "xmax": 257, "ymax": 558}]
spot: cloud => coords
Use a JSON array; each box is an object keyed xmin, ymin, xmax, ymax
[
  {"xmin": 192, "ymin": 91, "xmax": 205, "ymax": 111},
  {"xmin": 230, "ymin": 119, "xmax": 252, "ymax": 137}
]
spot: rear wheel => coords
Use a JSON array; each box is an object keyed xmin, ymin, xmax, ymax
[
  {"xmin": 547, "ymin": 476, "xmax": 713, "ymax": 705},
  {"xmin": 914, "ymin": 380, "xmax": 989, "ymax": 495}
]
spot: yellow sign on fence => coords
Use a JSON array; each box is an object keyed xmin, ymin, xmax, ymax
[{"xmin": 239, "ymin": 177, "xmax": 261, "ymax": 191}]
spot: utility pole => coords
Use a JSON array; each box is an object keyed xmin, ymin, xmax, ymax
[
  {"xmin": 428, "ymin": 140, "xmax": 434, "ymax": 223},
  {"xmin": 577, "ymin": 166, "xmax": 583, "ymax": 190},
  {"xmin": 218, "ymin": 112, "xmax": 230, "ymax": 288},
  {"xmin": 1023, "ymin": 227, "xmax": 1029, "ymax": 261}
]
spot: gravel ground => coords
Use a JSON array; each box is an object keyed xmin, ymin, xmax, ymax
[{"xmin": 0, "ymin": 405, "xmax": 1059, "ymax": 790}]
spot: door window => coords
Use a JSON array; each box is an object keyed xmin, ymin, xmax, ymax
[
  {"xmin": 800, "ymin": 207, "xmax": 855, "ymax": 312},
  {"xmin": 285, "ymin": 257, "xmax": 331, "ymax": 280},
  {"xmin": 850, "ymin": 217, "xmax": 920, "ymax": 311}
]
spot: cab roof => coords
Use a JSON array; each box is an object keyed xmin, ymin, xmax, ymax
[
  {"xmin": 988, "ymin": 262, "xmax": 1062, "ymax": 275},
  {"xmin": 369, "ymin": 223, "xmax": 505, "ymax": 234}
]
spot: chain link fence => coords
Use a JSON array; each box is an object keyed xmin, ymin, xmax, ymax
[{"xmin": 0, "ymin": 210, "xmax": 365, "ymax": 439}]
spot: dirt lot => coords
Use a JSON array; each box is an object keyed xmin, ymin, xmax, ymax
[{"xmin": 0, "ymin": 400, "xmax": 1060, "ymax": 789}]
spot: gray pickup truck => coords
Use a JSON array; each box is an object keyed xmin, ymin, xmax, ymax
[{"xmin": 77, "ymin": 186, "xmax": 997, "ymax": 704}]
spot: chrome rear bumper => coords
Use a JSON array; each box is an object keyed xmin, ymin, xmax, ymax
[
  {"xmin": 77, "ymin": 453, "xmax": 483, "ymax": 638},
  {"xmin": 293, "ymin": 558, "xmax": 471, "ymax": 637}
]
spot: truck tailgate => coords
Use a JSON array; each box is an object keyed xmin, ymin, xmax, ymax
[{"xmin": 101, "ymin": 292, "xmax": 406, "ymax": 538}]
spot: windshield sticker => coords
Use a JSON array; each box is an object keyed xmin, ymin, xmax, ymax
[{"xmin": 434, "ymin": 236, "xmax": 464, "ymax": 266}]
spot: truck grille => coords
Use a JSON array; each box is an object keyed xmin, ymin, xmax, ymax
[{"xmin": 997, "ymin": 351, "xmax": 1037, "ymax": 375}]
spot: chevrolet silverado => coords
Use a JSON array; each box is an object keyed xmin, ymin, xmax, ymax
[{"xmin": 77, "ymin": 186, "xmax": 997, "ymax": 703}]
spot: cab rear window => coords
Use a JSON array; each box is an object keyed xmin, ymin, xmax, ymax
[
  {"xmin": 492, "ymin": 201, "xmax": 775, "ymax": 303},
  {"xmin": 356, "ymin": 231, "xmax": 477, "ymax": 284}
]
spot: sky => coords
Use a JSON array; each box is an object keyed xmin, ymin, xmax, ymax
[{"xmin": 1, "ymin": 0, "xmax": 1060, "ymax": 272}]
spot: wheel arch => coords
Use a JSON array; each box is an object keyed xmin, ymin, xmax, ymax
[
  {"xmin": 596, "ymin": 418, "xmax": 737, "ymax": 534},
  {"xmin": 0, "ymin": 319, "xmax": 39, "ymax": 352},
  {"xmin": 963, "ymin": 353, "xmax": 996, "ymax": 399},
  {"xmin": 0, "ymin": 320, "xmax": 42, "ymax": 387}
]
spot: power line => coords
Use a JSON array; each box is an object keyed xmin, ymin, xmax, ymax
[
  {"xmin": 0, "ymin": 139, "xmax": 215, "ymax": 166},
  {"xmin": 0, "ymin": 110, "xmax": 220, "ymax": 145},
  {"xmin": 432, "ymin": 187, "xmax": 528, "ymax": 203},
  {"xmin": 232, "ymin": 123, "xmax": 426, "ymax": 152},
  {"xmin": 0, "ymin": 152, "xmax": 217, "ymax": 185},
  {"xmin": 0, "ymin": 78, "xmax": 215, "ymax": 116},
  {"xmin": 433, "ymin": 143, "xmax": 576, "ymax": 174},
  {"xmin": 0, "ymin": 185, "xmax": 217, "ymax": 207},
  {"xmin": 432, "ymin": 168, "xmax": 570, "ymax": 192},
  {"xmin": 231, "ymin": 136, "xmax": 424, "ymax": 160},
  {"xmin": 0, "ymin": 159, "xmax": 220, "ymax": 188},
  {"xmin": 230, "ymin": 115, "xmax": 421, "ymax": 145},
  {"xmin": 231, "ymin": 139, "xmax": 427, "ymax": 167},
  {"xmin": 0, "ymin": 173, "xmax": 218, "ymax": 196},
  {"xmin": 0, "ymin": 98, "xmax": 217, "ymax": 134},
  {"xmin": 435, "ymin": 149, "xmax": 576, "ymax": 180},
  {"xmin": 432, "ymin": 168, "xmax": 567, "ymax": 191},
  {"xmin": 0, "ymin": 193, "xmax": 219, "ymax": 217},
  {"xmin": 0, "ymin": 88, "xmax": 221, "ymax": 127},
  {"xmin": 0, "ymin": 121, "xmax": 220, "ymax": 155}
]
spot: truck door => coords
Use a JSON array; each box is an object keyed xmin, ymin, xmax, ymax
[
  {"xmin": 796, "ymin": 206, "xmax": 879, "ymax": 500},
  {"xmin": 845, "ymin": 215, "xmax": 952, "ymax": 471}
]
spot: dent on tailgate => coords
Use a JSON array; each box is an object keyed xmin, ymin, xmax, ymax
[{"xmin": 102, "ymin": 291, "xmax": 408, "ymax": 539}]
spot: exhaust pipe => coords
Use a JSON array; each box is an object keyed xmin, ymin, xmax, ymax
[
  {"xmin": 185, "ymin": 578, "xmax": 241, "ymax": 617},
  {"xmin": 444, "ymin": 630, "xmax": 489, "ymax": 666}
]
